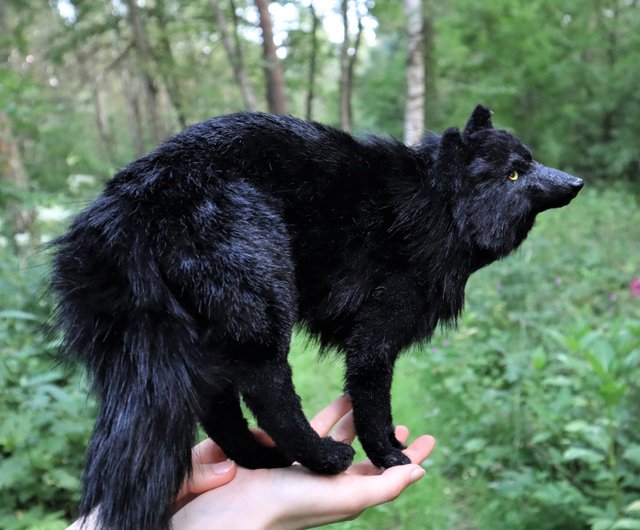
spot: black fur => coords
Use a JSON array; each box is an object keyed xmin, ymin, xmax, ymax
[{"xmin": 51, "ymin": 105, "xmax": 583, "ymax": 530}]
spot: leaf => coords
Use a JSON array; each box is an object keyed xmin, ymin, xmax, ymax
[
  {"xmin": 564, "ymin": 420, "xmax": 590, "ymax": 433},
  {"xmin": 599, "ymin": 381, "xmax": 627, "ymax": 406},
  {"xmin": 0, "ymin": 310, "xmax": 40, "ymax": 322},
  {"xmin": 626, "ymin": 501, "xmax": 640, "ymax": 514},
  {"xmin": 562, "ymin": 447, "xmax": 604, "ymax": 464},
  {"xmin": 611, "ymin": 519, "xmax": 640, "ymax": 529},
  {"xmin": 463, "ymin": 438, "xmax": 487, "ymax": 453},
  {"xmin": 592, "ymin": 518, "xmax": 616, "ymax": 530},
  {"xmin": 584, "ymin": 351, "xmax": 611, "ymax": 383},
  {"xmin": 623, "ymin": 445, "xmax": 640, "ymax": 467}
]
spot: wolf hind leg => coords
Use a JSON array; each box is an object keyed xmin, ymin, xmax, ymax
[
  {"xmin": 235, "ymin": 344, "xmax": 355, "ymax": 474},
  {"xmin": 198, "ymin": 387, "xmax": 293, "ymax": 469}
]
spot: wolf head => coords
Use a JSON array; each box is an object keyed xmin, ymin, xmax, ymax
[{"xmin": 430, "ymin": 105, "xmax": 583, "ymax": 268}]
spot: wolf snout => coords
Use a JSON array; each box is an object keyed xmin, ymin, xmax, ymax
[{"xmin": 529, "ymin": 163, "xmax": 583, "ymax": 212}]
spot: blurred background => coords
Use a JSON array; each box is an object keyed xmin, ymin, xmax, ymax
[{"xmin": 0, "ymin": 1, "xmax": 639, "ymax": 529}]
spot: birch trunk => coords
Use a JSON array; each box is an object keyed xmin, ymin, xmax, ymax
[
  {"xmin": 305, "ymin": 2, "xmax": 319, "ymax": 121},
  {"xmin": 404, "ymin": 0, "xmax": 425, "ymax": 145},
  {"xmin": 340, "ymin": 0, "xmax": 363, "ymax": 132}
]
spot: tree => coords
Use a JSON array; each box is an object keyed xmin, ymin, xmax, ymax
[
  {"xmin": 123, "ymin": 0, "xmax": 167, "ymax": 144},
  {"xmin": 404, "ymin": 0, "xmax": 425, "ymax": 144},
  {"xmin": 0, "ymin": 2, "xmax": 33, "ymax": 252},
  {"xmin": 255, "ymin": 0, "xmax": 288, "ymax": 114},
  {"xmin": 305, "ymin": 1, "xmax": 319, "ymax": 121},
  {"xmin": 212, "ymin": 0, "xmax": 257, "ymax": 110},
  {"xmin": 153, "ymin": 0, "xmax": 188, "ymax": 128},
  {"xmin": 340, "ymin": 0, "xmax": 363, "ymax": 131}
]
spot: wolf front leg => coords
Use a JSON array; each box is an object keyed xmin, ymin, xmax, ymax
[
  {"xmin": 344, "ymin": 346, "xmax": 410, "ymax": 468},
  {"xmin": 343, "ymin": 276, "xmax": 425, "ymax": 468}
]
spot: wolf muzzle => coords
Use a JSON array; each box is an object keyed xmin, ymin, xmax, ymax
[{"xmin": 528, "ymin": 162, "xmax": 584, "ymax": 212}]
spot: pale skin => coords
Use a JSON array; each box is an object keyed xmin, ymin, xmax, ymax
[{"xmin": 69, "ymin": 396, "xmax": 436, "ymax": 530}]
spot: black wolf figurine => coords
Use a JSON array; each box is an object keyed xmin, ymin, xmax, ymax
[{"xmin": 51, "ymin": 105, "xmax": 582, "ymax": 530}]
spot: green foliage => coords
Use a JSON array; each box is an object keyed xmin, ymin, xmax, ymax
[
  {"xmin": 295, "ymin": 188, "xmax": 640, "ymax": 529},
  {"xmin": 405, "ymin": 188, "xmax": 640, "ymax": 529},
  {"xmin": 428, "ymin": 0, "xmax": 640, "ymax": 183},
  {"xmin": 0, "ymin": 247, "xmax": 94, "ymax": 530}
]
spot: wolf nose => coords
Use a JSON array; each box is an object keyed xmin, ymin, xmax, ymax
[{"xmin": 569, "ymin": 177, "xmax": 584, "ymax": 192}]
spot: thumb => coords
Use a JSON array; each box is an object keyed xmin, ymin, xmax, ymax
[
  {"xmin": 191, "ymin": 460, "xmax": 237, "ymax": 494},
  {"xmin": 178, "ymin": 460, "xmax": 237, "ymax": 499}
]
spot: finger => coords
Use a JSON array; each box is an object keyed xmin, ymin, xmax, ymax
[
  {"xmin": 191, "ymin": 438, "xmax": 228, "ymax": 465},
  {"xmin": 365, "ymin": 464, "xmax": 426, "ymax": 507},
  {"xmin": 395, "ymin": 425, "xmax": 410, "ymax": 445},
  {"xmin": 329, "ymin": 410, "xmax": 356, "ymax": 444},
  {"xmin": 190, "ymin": 460, "xmax": 237, "ymax": 494},
  {"xmin": 348, "ymin": 432, "xmax": 434, "ymax": 476},
  {"xmin": 250, "ymin": 428, "xmax": 276, "ymax": 448},
  {"xmin": 310, "ymin": 395, "xmax": 353, "ymax": 437},
  {"xmin": 403, "ymin": 435, "xmax": 436, "ymax": 465},
  {"xmin": 175, "ymin": 459, "xmax": 237, "ymax": 501},
  {"xmin": 347, "ymin": 460, "xmax": 380, "ymax": 476}
]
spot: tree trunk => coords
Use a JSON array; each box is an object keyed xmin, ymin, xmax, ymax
[
  {"xmin": 340, "ymin": 0, "xmax": 351, "ymax": 131},
  {"xmin": 423, "ymin": 3, "xmax": 435, "ymax": 110},
  {"xmin": 340, "ymin": 0, "xmax": 363, "ymax": 132},
  {"xmin": 305, "ymin": 2, "xmax": 319, "ymax": 121},
  {"xmin": 0, "ymin": 112, "xmax": 33, "ymax": 252},
  {"xmin": 0, "ymin": 5, "xmax": 33, "ymax": 252},
  {"xmin": 122, "ymin": 69, "xmax": 146, "ymax": 158},
  {"xmin": 255, "ymin": 0, "xmax": 288, "ymax": 114},
  {"xmin": 404, "ymin": 0, "xmax": 425, "ymax": 145},
  {"xmin": 154, "ymin": 0, "xmax": 188, "ymax": 129},
  {"xmin": 212, "ymin": 0, "xmax": 257, "ymax": 110},
  {"xmin": 124, "ymin": 0, "xmax": 166, "ymax": 144},
  {"xmin": 93, "ymin": 80, "xmax": 117, "ymax": 166},
  {"xmin": 72, "ymin": 45, "xmax": 120, "ymax": 166}
]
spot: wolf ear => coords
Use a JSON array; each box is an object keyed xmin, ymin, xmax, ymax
[
  {"xmin": 464, "ymin": 105, "xmax": 493, "ymax": 136},
  {"xmin": 434, "ymin": 127, "xmax": 466, "ymax": 191},
  {"xmin": 440, "ymin": 127, "xmax": 464, "ymax": 158}
]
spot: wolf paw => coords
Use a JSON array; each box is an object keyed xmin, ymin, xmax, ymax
[
  {"xmin": 302, "ymin": 437, "xmax": 356, "ymax": 474},
  {"xmin": 371, "ymin": 448, "xmax": 411, "ymax": 469}
]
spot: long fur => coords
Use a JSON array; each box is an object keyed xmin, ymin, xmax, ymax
[{"xmin": 51, "ymin": 106, "xmax": 582, "ymax": 530}]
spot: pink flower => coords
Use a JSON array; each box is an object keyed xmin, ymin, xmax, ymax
[{"xmin": 631, "ymin": 278, "xmax": 640, "ymax": 299}]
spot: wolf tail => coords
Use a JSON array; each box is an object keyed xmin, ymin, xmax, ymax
[
  {"xmin": 79, "ymin": 335, "xmax": 197, "ymax": 530},
  {"xmin": 51, "ymin": 194, "xmax": 201, "ymax": 530}
]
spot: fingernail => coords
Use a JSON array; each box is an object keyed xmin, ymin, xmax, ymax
[
  {"xmin": 211, "ymin": 460, "xmax": 235, "ymax": 475},
  {"xmin": 410, "ymin": 467, "xmax": 425, "ymax": 483}
]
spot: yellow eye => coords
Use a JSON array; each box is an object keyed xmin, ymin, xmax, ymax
[{"xmin": 508, "ymin": 170, "xmax": 519, "ymax": 181}]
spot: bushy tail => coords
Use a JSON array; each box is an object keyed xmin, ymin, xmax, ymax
[
  {"xmin": 78, "ymin": 324, "xmax": 198, "ymax": 530},
  {"xmin": 50, "ymin": 197, "xmax": 202, "ymax": 530}
]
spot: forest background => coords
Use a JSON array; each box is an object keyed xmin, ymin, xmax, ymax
[{"xmin": 1, "ymin": 1, "xmax": 639, "ymax": 529}]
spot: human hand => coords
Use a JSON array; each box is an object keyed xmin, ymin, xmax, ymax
[
  {"xmin": 172, "ymin": 395, "xmax": 436, "ymax": 530},
  {"xmin": 66, "ymin": 438, "xmax": 238, "ymax": 530},
  {"xmin": 171, "ymin": 438, "xmax": 238, "ymax": 514}
]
